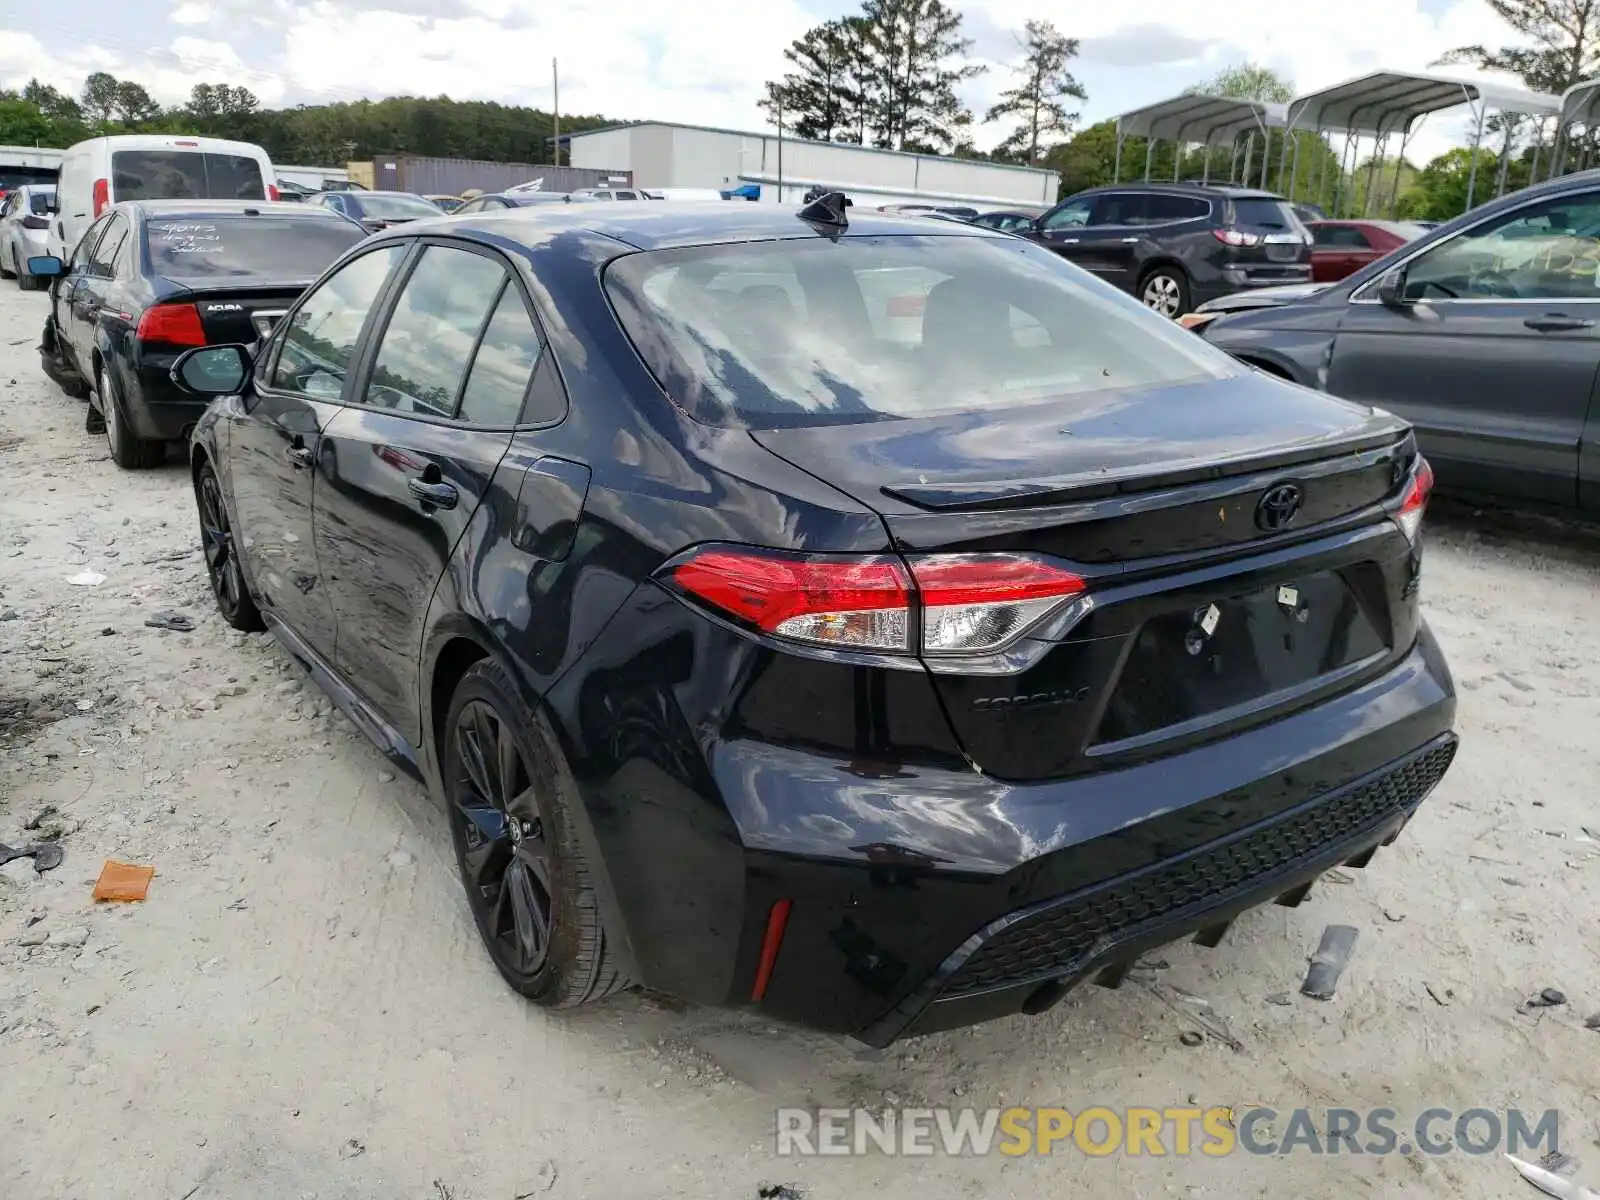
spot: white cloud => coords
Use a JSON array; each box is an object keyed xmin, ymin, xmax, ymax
[{"xmin": 0, "ymin": 0, "xmax": 1547, "ymax": 166}]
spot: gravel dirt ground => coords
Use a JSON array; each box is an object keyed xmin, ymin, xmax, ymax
[{"xmin": 2, "ymin": 278, "xmax": 1598, "ymax": 1200}]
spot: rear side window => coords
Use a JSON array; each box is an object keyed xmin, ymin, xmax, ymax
[
  {"xmin": 1231, "ymin": 198, "xmax": 1299, "ymax": 231},
  {"xmin": 90, "ymin": 214, "xmax": 128, "ymax": 277},
  {"xmin": 363, "ymin": 245, "xmax": 506, "ymax": 418},
  {"xmin": 605, "ymin": 234, "xmax": 1236, "ymax": 429},
  {"xmin": 29, "ymin": 191, "xmax": 52, "ymax": 215},
  {"xmin": 112, "ymin": 151, "xmax": 266, "ymax": 202},
  {"xmin": 272, "ymin": 245, "xmax": 403, "ymax": 399},
  {"xmin": 145, "ymin": 217, "xmax": 364, "ymax": 279},
  {"xmin": 1145, "ymin": 195, "xmax": 1210, "ymax": 223},
  {"xmin": 1096, "ymin": 193, "xmax": 1149, "ymax": 225},
  {"xmin": 458, "ymin": 285, "xmax": 545, "ymax": 424}
]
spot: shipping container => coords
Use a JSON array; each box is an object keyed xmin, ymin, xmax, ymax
[{"xmin": 369, "ymin": 155, "xmax": 630, "ymax": 197}]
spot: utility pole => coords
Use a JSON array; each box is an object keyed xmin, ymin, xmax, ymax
[
  {"xmin": 777, "ymin": 93, "xmax": 784, "ymax": 202},
  {"xmin": 552, "ymin": 58, "xmax": 560, "ymax": 167}
]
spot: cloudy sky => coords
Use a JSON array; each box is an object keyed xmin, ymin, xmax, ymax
[{"xmin": 0, "ymin": 0, "xmax": 1544, "ymax": 162}]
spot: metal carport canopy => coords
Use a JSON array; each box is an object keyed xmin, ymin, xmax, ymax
[
  {"xmin": 1286, "ymin": 70, "xmax": 1559, "ymax": 136},
  {"xmin": 1559, "ymin": 77, "xmax": 1600, "ymax": 126},
  {"xmin": 1115, "ymin": 94, "xmax": 1284, "ymax": 142}
]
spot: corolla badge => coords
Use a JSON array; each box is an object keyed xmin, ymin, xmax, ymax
[{"xmin": 1255, "ymin": 482, "xmax": 1304, "ymax": 532}]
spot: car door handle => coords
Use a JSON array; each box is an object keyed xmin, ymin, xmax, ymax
[
  {"xmin": 407, "ymin": 479, "xmax": 458, "ymax": 510},
  {"xmin": 1121, "ymin": 237, "xmax": 1140, "ymax": 243},
  {"xmin": 285, "ymin": 444, "xmax": 314, "ymax": 469},
  {"xmin": 1524, "ymin": 314, "xmax": 1594, "ymax": 332}
]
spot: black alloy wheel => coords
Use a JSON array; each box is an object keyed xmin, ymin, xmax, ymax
[
  {"xmin": 452, "ymin": 697, "xmax": 556, "ymax": 980},
  {"xmin": 196, "ymin": 464, "xmax": 263, "ymax": 630},
  {"xmin": 443, "ymin": 660, "xmax": 631, "ymax": 1006}
]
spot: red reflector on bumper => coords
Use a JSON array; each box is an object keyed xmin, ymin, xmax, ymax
[{"xmin": 751, "ymin": 898, "xmax": 793, "ymax": 1002}]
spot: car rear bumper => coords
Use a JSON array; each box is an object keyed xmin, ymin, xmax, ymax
[
  {"xmin": 563, "ymin": 617, "xmax": 1457, "ymax": 1043},
  {"xmin": 125, "ymin": 358, "xmax": 210, "ymax": 442}
]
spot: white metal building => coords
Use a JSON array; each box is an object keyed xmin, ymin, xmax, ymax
[{"xmin": 563, "ymin": 121, "xmax": 1059, "ymax": 209}]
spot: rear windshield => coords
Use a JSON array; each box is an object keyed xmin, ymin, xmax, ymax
[
  {"xmin": 113, "ymin": 151, "xmax": 266, "ymax": 202},
  {"xmin": 605, "ymin": 235, "xmax": 1237, "ymax": 429},
  {"xmin": 357, "ymin": 194, "xmax": 442, "ymax": 219},
  {"xmin": 1231, "ymin": 198, "xmax": 1300, "ymax": 231},
  {"xmin": 145, "ymin": 217, "xmax": 364, "ymax": 278}
]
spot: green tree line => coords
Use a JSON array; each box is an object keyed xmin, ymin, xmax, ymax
[{"xmin": 0, "ymin": 72, "xmax": 615, "ymax": 166}]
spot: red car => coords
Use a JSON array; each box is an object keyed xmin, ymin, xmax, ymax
[{"xmin": 1307, "ymin": 220, "xmax": 1428, "ymax": 282}]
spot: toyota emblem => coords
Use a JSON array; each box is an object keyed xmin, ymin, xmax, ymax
[{"xmin": 1255, "ymin": 482, "xmax": 1304, "ymax": 532}]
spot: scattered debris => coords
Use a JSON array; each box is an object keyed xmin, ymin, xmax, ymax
[
  {"xmin": 100, "ymin": 627, "xmax": 115, "ymax": 636},
  {"xmin": 1301, "ymin": 925, "xmax": 1359, "ymax": 1001},
  {"xmin": 66, "ymin": 570, "xmax": 105, "ymax": 586},
  {"xmin": 1524, "ymin": 988, "xmax": 1567, "ymax": 1010},
  {"xmin": 757, "ymin": 1186, "xmax": 804, "ymax": 1200},
  {"xmin": 1178, "ymin": 1030, "xmax": 1204, "ymax": 1047},
  {"xmin": 1506, "ymin": 1152, "xmax": 1600, "ymax": 1199},
  {"xmin": 1381, "ymin": 908, "xmax": 1406, "ymax": 923},
  {"xmin": 17, "ymin": 926, "xmax": 49, "ymax": 947},
  {"xmin": 1136, "ymin": 980, "xmax": 1243, "ymax": 1052},
  {"xmin": 144, "ymin": 611, "xmax": 196, "ymax": 632},
  {"xmin": 1586, "ymin": 1013, "xmax": 1600, "ymax": 1032},
  {"xmin": 339, "ymin": 1138, "xmax": 365, "ymax": 1160},
  {"xmin": 93, "ymin": 860, "xmax": 156, "ymax": 902},
  {"xmin": 24, "ymin": 805, "xmax": 57, "ymax": 830},
  {"xmin": 52, "ymin": 926, "xmax": 90, "ymax": 948},
  {"xmin": 1424, "ymin": 983, "xmax": 1452, "ymax": 1006},
  {"xmin": 1539, "ymin": 1152, "xmax": 1578, "ymax": 1176},
  {"xmin": 377, "ymin": 770, "xmax": 395, "ymax": 784},
  {"xmin": 0, "ymin": 841, "xmax": 63, "ymax": 874},
  {"xmin": 515, "ymin": 1159, "xmax": 559, "ymax": 1196},
  {"xmin": 0, "ymin": 608, "xmax": 18, "ymax": 621},
  {"xmin": 1265, "ymin": 992, "xmax": 1292, "ymax": 1006},
  {"xmin": 432, "ymin": 1181, "xmax": 454, "ymax": 1200}
]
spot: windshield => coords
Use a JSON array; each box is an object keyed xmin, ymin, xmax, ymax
[
  {"xmin": 358, "ymin": 194, "xmax": 443, "ymax": 220},
  {"xmin": 605, "ymin": 234, "xmax": 1238, "ymax": 429},
  {"xmin": 145, "ymin": 217, "xmax": 365, "ymax": 278},
  {"xmin": 1231, "ymin": 198, "xmax": 1300, "ymax": 231},
  {"xmin": 112, "ymin": 151, "xmax": 266, "ymax": 201}
]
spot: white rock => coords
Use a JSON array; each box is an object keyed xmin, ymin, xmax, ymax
[
  {"xmin": 17, "ymin": 924, "xmax": 49, "ymax": 946},
  {"xmin": 387, "ymin": 851, "xmax": 414, "ymax": 868},
  {"xmin": 0, "ymin": 859, "xmax": 37, "ymax": 887},
  {"xmin": 51, "ymin": 926, "xmax": 90, "ymax": 948},
  {"xmin": 376, "ymin": 771, "xmax": 395, "ymax": 784}
]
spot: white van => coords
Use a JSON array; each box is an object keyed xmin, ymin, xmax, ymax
[{"xmin": 49, "ymin": 134, "xmax": 278, "ymax": 259}]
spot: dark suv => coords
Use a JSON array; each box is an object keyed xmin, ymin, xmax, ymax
[{"xmin": 1028, "ymin": 183, "xmax": 1312, "ymax": 317}]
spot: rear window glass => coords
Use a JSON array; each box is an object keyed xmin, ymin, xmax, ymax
[
  {"xmin": 113, "ymin": 151, "xmax": 266, "ymax": 201},
  {"xmin": 356, "ymin": 194, "xmax": 443, "ymax": 220},
  {"xmin": 605, "ymin": 235, "xmax": 1237, "ymax": 429},
  {"xmin": 28, "ymin": 190, "xmax": 53, "ymax": 215},
  {"xmin": 145, "ymin": 217, "xmax": 364, "ymax": 278},
  {"xmin": 1231, "ymin": 198, "xmax": 1300, "ymax": 230}
]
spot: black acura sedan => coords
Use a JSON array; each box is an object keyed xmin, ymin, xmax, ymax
[
  {"xmin": 32, "ymin": 200, "xmax": 366, "ymax": 467},
  {"xmin": 1188, "ymin": 168, "xmax": 1600, "ymax": 511},
  {"xmin": 171, "ymin": 198, "xmax": 1458, "ymax": 1044}
]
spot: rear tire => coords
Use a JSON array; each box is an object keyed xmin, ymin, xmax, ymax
[
  {"xmin": 17, "ymin": 270, "xmax": 39, "ymax": 292},
  {"xmin": 1139, "ymin": 267, "xmax": 1191, "ymax": 319},
  {"xmin": 100, "ymin": 364, "xmax": 164, "ymax": 469},
  {"xmin": 195, "ymin": 461, "xmax": 263, "ymax": 631},
  {"xmin": 444, "ymin": 658, "xmax": 632, "ymax": 1008}
]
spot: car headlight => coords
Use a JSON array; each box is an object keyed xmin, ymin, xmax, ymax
[{"xmin": 1177, "ymin": 311, "xmax": 1223, "ymax": 332}]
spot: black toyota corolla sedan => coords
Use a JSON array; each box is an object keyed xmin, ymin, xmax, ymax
[
  {"xmin": 170, "ymin": 197, "xmax": 1458, "ymax": 1045},
  {"xmin": 32, "ymin": 199, "xmax": 366, "ymax": 467}
]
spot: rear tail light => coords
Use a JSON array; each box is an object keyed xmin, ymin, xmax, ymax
[
  {"xmin": 267, "ymin": 184, "xmax": 280, "ymax": 201},
  {"xmin": 92, "ymin": 178, "xmax": 109, "ymax": 217},
  {"xmin": 1212, "ymin": 228, "xmax": 1261, "ymax": 247},
  {"xmin": 1394, "ymin": 455, "xmax": 1434, "ymax": 544},
  {"xmin": 665, "ymin": 546, "xmax": 1086, "ymax": 656},
  {"xmin": 136, "ymin": 302, "xmax": 207, "ymax": 347},
  {"xmin": 20, "ymin": 214, "xmax": 47, "ymax": 230}
]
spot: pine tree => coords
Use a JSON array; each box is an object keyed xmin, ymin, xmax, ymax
[{"xmin": 984, "ymin": 20, "xmax": 1086, "ymax": 165}]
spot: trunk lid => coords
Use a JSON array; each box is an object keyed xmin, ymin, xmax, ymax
[
  {"xmin": 158, "ymin": 279, "xmax": 311, "ymax": 344},
  {"xmin": 752, "ymin": 371, "xmax": 1419, "ymax": 781}
]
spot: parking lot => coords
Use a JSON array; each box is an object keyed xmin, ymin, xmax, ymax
[{"xmin": 1, "ymin": 270, "xmax": 1598, "ymax": 1199}]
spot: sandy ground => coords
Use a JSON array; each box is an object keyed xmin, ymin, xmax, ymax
[{"xmin": 1, "ymin": 277, "xmax": 1598, "ymax": 1200}]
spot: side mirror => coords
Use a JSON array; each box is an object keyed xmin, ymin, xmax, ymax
[
  {"xmin": 26, "ymin": 255, "xmax": 65, "ymax": 278},
  {"xmin": 1376, "ymin": 267, "xmax": 1411, "ymax": 309},
  {"xmin": 171, "ymin": 345, "xmax": 252, "ymax": 396}
]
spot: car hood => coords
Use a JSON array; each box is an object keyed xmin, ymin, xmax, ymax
[
  {"xmin": 751, "ymin": 368, "xmax": 1406, "ymax": 513},
  {"xmin": 1195, "ymin": 281, "xmax": 1334, "ymax": 315}
]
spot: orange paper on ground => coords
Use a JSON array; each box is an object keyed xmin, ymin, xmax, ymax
[{"xmin": 93, "ymin": 860, "xmax": 155, "ymax": 901}]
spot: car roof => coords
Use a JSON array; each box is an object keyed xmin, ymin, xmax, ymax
[
  {"xmin": 1070, "ymin": 182, "xmax": 1286, "ymax": 200},
  {"xmin": 399, "ymin": 202, "xmax": 1014, "ymax": 252},
  {"xmin": 125, "ymin": 199, "xmax": 337, "ymax": 218}
]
